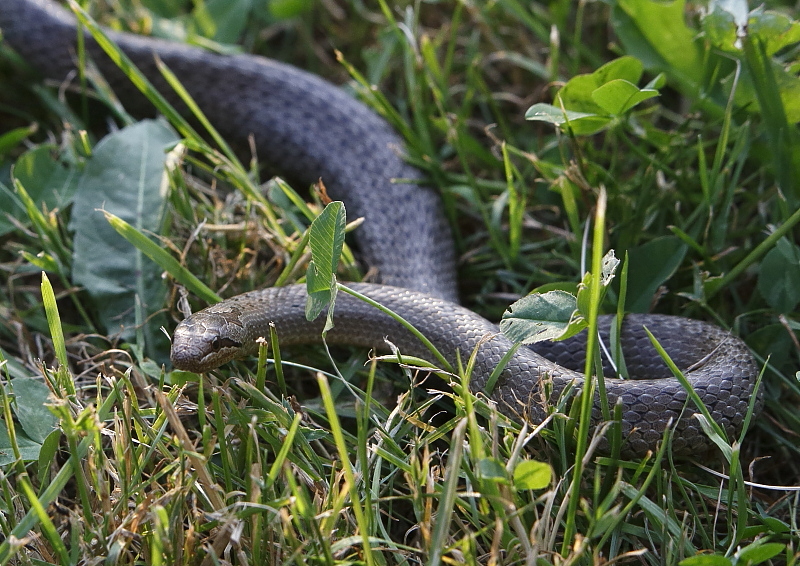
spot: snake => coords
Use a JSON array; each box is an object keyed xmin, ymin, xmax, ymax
[{"xmin": 2, "ymin": 0, "xmax": 761, "ymax": 455}]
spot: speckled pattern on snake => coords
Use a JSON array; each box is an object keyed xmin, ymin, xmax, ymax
[{"xmin": 2, "ymin": 0, "xmax": 761, "ymax": 455}]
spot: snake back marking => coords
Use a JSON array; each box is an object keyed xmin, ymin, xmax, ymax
[{"xmin": 2, "ymin": 0, "xmax": 762, "ymax": 455}]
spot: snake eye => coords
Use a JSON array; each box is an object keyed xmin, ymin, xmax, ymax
[{"xmin": 211, "ymin": 337, "xmax": 241, "ymax": 352}]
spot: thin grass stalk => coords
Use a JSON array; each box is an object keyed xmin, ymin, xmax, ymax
[{"xmin": 562, "ymin": 186, "xmax": 607, "ymax": 555}]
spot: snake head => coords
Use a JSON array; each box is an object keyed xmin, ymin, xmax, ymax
[{"xmin": 170, "ymin": 312, "xmax": 248, "ymax": 372}]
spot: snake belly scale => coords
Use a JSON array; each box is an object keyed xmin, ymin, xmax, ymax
[{"xmin": 2, "ymin": 0, "xmax": 761, "ymax": 455}]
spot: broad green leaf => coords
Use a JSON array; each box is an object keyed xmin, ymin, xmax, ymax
[
  {"xmin": 759, "ymin": 516, "xmax": 790, "ymax": 534},
  {"xmin": 305, "ymin": 264, "xmax": 334, "ymax": 322},
  {"xmin": 745, "ymin": 324, "xmax": 793, "ymax": 371},
  {"xmin": 534, "ymin": 56, "xmax": 655, "ymax": 134},
  {"xmin": 476, "ymin": 458, "xmax": 508, "ymax": 483},
  {"xmin": 11, "ymin": 377, "xmax": 58, "ymax": 445},
  {"xmin": 269, "ymin": 0, "xmax": 315, "ymax": 19},
  {"xmin": 555, "ymin": 75, "xmax": 605, "ymax": 116},
  {"xmin": 679, "ymin": 555, "xmax": 732, "ymax": 566},
  {"xmin": 757, "ymin": 237, "xmax": 800, "ymax": 313},
  {"xmin": 591, "ymin": 79, "xmax": 659, "ymax": 115},
  {"xmin": 557, "ymin": 75, "xmax": 605, "ymax": 114},
  {"xmin": 625, "ymin": 237, "xmax": 687, "ymax": 313},
  {"xmin": 611, "ymin": 0, "xmax": 705, "ymax": 90},
  {"xmin": 593, "ymin": 55, "xmax": 644, "ymax": 85},
  {"xmin": 0, "ymin": 423, "xmax": 46, "ymax": 466},
  {"xmin": 513, "ymin": 459, "xmax": 552, "ymax": 490},
  {"xmin": 0, "ymin": 375, "xmax": 58, "ymax": 466},
  {"xmin": 524, "ymin": 103, "xmax": 598, "ymax": 124},
  {"xmin": 195, "ymin": 0, "xmax": 252, "ymax": 44},
  {"xmin": 704, "ymin": 6, "xmax": 741, "ymax": 51},
  {"xmin": 525, "ymin": 103, "xmax": 608, "ymax": 132},
  {"xmin": 749, "ymin": 9, "xmax": 800, "ymax": 57},
  {"xmin": 71, "ymin": 119, "xmax": 180, "ymax": 352},
  {"xmin": 500, "ymin": 290, "xmax": 581, "ymax": 344},
  {"xmin": 735, "ymin": 542, "xmax": 786, "ymax": 565},
  {"xmin": 308, "ymin": 201, "xmax": 346, "ymax": 287},
  {"xmin": 2, "ymin": 146, "xmax": 78, "ymax": 236},
  {"xmin": 305, "ymin": 202, "xmax": 346, "ymax": 328},
  {"xmin": 558, "ymin": 57, "xmax": 645, "ymax": 113}
]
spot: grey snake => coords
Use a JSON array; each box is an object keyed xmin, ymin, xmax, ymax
[{"xmin": 1, "ymin": 0, "xmax": 761, "ymax": 455}]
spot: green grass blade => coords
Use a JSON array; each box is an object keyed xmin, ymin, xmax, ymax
[
  {"xmin": 103, "ymin": 211, "xmax": 220, "ymax": 305},
  {"xmin": 317, "ymin": 374, "xmax": 375, "ymax": 566}
]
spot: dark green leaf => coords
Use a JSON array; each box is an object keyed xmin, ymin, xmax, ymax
[
  {"xmin": 0, "ymin": 377, "xmax": 58, "ymax": 466},
  {"xmin": 269, "ymin": 0, "xmax": 314, "ymax": 19},
  {"xmin": 196, "ymin": 0, "xmax": 252, "ymax": 44},
  {"xmin": 12, "ymin": 377, "xmax": 57, "ymax": 445},
  {"xmin": 305, "ymin": 202, "xmax": 346, "ymax": 328},
  {"xmin": 759, "ymin": 516, "xmax": 790, "ymax": 534},
  {"xmin": 308, "ymin": 201, "xmax": 346, "ymax": 287},
  {"xmin": 625, "ymin": 237, "xmax": 687, "ymax": 313},
  {"xmin": 71, "ymin": 119, "xmax": 179, "ymax": 349},
  {"xmin": 305, "ymin": 262, "xmax": 332, "ymax": 322},
  {"xmin": 476, "ymin": 458, "xmax": 508, "ymax": 483},
  {"xmin": 0, "ymin": 422, "xmax": 46, "ymax": 465},
  {"xmin": 746, "ymin": 323, "xmax": 793, "ymax": 371},
  {"xmin": 2, "ymin": 146, "xmax": 78, "ymax": 236},
  {"xmin": 757, "ymin": 237, "xmax": 800, "ymax": 312}
]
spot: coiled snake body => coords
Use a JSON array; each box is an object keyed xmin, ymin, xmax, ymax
[{"xmin": 2, "ymin": 0, "xmax": 761, "ymax": 455}]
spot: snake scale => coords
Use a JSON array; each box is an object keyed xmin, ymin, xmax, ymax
[{"xmin": 2, "ymin": 0, "xmax": 761, "ymax": 455}]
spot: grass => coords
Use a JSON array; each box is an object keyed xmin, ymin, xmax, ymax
[{"xmin": 0, "ymin": 0, "xmax": 799, "ymax": 564}]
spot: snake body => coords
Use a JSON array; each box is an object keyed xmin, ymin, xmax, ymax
[{"xmin": 2, "ymin": 0, "xmax": 761, "ymax": 454}]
